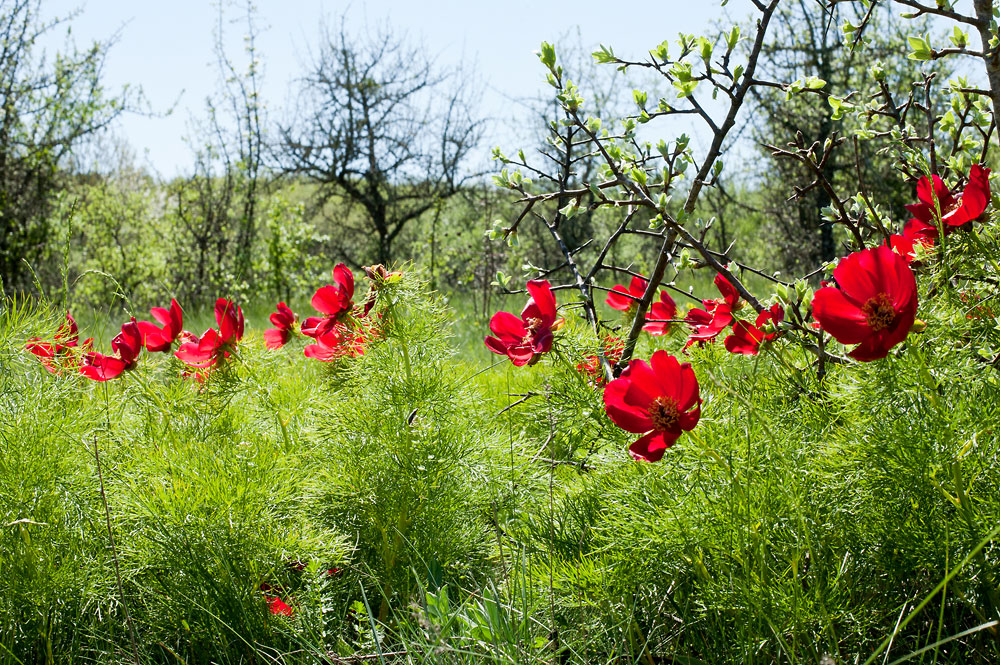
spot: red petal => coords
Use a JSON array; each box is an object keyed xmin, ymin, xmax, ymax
[
  {"xmin": 628, "ymin": 275, "xmax": 648, "ymax": 297},
  {"xmin": 916, "ymin": 174, "xmax": 955, "ymax": 211},
  {"xmin": 113, "ymin": 319, "xmax": 143, "ymax": 364},
  {"xmin": 949, "ymin": 163, "xmax": 991, "ymax": 225},
  {"xmin": 628, "ymin": 431, "xmax": 673, "ymax": 462},
  {"xmin": 80, "ymin": 354, "xmax": 128, "ymax": 381},
  {"xmin": 332, "ymin": 263, "xmax": 355, "ymax": 302},
  {"xmin": 724, "ymin": 321, "xmax": 763, "ymax": 355},
  {"xmin": 605, "ymin": 285, "xmax": 634, "ymax": 311},
  {"xmin": 215, "ymin": 299, "xmax": 243, "ymax": 343},
  {"xmin": 714, "ymin": 273, "xmax": 740, "ymax": 307},
  {"xmin": 524, "ymin": 280, "xmax": 557, "ymax": 324},
  {"xmin": 263, "ymin": 328, "xmax": 290, "ymax": 350},
  {"xmin": 603, "ymin": 376, "xmax": 654, "ymax": 433},
  {"xmin": 812, "ymin": 287, "xmax": 869, "ymax": 345},
  {"xmin": 488, "ymin": 311, "xmax": 526, "ymax": 341}
]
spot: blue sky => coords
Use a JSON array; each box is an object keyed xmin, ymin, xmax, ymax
[{"xmin": 42, "ymin": 1, "xmax": 754, "ymax": 177}]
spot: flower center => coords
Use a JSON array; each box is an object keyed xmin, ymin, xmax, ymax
[
  {"xmin": 648, "ymin": 396, "xmax": 680, "ymax": 432},
  {"xmin": 861, "ymin": 293, "xmax": 896, "ymax": 332},
  {"xmin": 941, "ymin": 198, "xmax": 961, "ymax": 217},
  {"xmin": 522, "ymin": 317, "xmax": 543, "ymax": 344}
]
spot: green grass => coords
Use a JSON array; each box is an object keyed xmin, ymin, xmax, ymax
[{"xmin": 2, "ymin": 254, "xmax": 1000, "ymax": 664}]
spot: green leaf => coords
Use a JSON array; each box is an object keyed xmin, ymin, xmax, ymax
[
  {"xmin": 651, "ymin": 40, "xmax": 670, "ymax": 62},
  {"xmin": 538, "ymin": 42, "xmax": 556, "ymax": 68},
  {"xmin": 726, "ymin": 26, "xmax": 740, "ymax": 51},
  {"xmin": 907, "ymin": 35, "xmax": 932, "ymax": 61},
  {"xmin": 632, "ymin": 89, "xmax": 648, "ymax": 109},
  {"xmin": 697, "ymin": 37, "xmax": 713, "ymax": 63},
  {"xmin": 592, "ymin": 44, "xmax": 616, "ymax": 64}
]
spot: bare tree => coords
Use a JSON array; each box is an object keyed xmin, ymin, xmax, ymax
[
  {"xmin": 168, "ymin": 0, "xmax": 266, "ymax": 305},
  {"xmin": 277, "ymin": 17, "xmax": 482, "ymax": 266}
]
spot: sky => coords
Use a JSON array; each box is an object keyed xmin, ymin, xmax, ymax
[{"xmin": 39, "ymin": 1, "xmax": 752, "ymax": 178}]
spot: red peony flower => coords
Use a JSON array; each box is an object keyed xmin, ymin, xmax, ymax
[
  {"xmin": 906, "ymin": 165, "xmax": 991, "ymax": 233},
  {"xmin": 683, "ymin": 273, "xmax": 741, "ymax": 351},
  {"xmin": 138, "ymin": 299, "xmax": 183, "ymax": 353},
  {"xmin": 27, "ymin": 312, "xmax": 90, "ymax": 373},
  {"xmin": 576, "ymin": 335, "xmax": 625, "ymax": 386},
  {"xmin": 80, "ymin": 318, "xmax": 143, "ymax": 381},
  {"xmin": 215, "ymin": 298, "xmax": 245, "ymax": 345},
  {"xmin": 606, "ymin": 275, "xmax": 647, "ymax": 311},
  {"xmin": 603, "ymin": 350, "xmax": 702, "ymax": 462},
  {"xmin": 55, "ymin": 311, "xmax": 80, "ymax": 346},
  {"xmin": 264, "ymin": 302, "xmax": 298, "ymax": 350},
  {"xmin": 267, "ymin": 595, "xmax": 294, "ymax": 617},
  {"xmin": 174, "ymin": 299, "xmax": 244, "ymax": 370},
  {"xmin": 643, "ymin": 291, "xmax": 678, "ymax": 336},
  {"xmin": 812, "ymin": 245, "xmax": 918, "ymax": 361},
  {"xmin": 302, "ymin": 264, "xmax": 355, "ymax": 338},
  {"xmin": 303, "ymin": 323, "xmax": 367, "ymax": 361},
  {"xmin": 724, "ymin": 304, "xmax": 784, "ymax": 356},
  {"xmin": 888, "ymin": 227, "xmax": 934, "ymax": 264},
  {"xmin": 485, "ymin": 280, "xmax": 561, "ymax": 367}
]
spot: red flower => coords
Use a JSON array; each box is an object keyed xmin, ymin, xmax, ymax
[
  {"xmin": 683, "ymin": 273, "xmax": 741, "ymax": 350},
  {"xmin": 27, "ymin": 312, "xmax": 90, "ymax": 373},
  {"xmin": 138, "ymin": 299, "xmax": 183, "ymax": 353},
  {"xmin": 643, "ymin": 291, "xmax": 678, "ymax": 336},
  {"xmin": 606, "ymin": 275, "xmax": 646, "ymax": 311},
  {"xmin": 264, "ymin": 302, "xmax": 298, "ymax": 350},
  {"xmin": 267, "ymin": 595, "xmax": 294, "ymax": 617},
  {"xmin": 55, "ymin": 311, "xmax": 80, "ymax": 346},
  {"xmin": 888, "ymin": 227, "xmax": 934, "ymax": 264},
  {"xmin": 576, "ymin": 335, "xmax": 625, "ymax": 385},
  {"xmin": 303, "ymin": 323, "xmax": 367, "ymax": 361},
  {"xmin": 302, "ymin": 264, "xmax": 355, "ymax": 338},
  {"xmin": 80, "ymin": 319, "xmax": 143, "ymax": 381},
  {"xmin": 906, "ymin": 165, "xmax": 991, "ymax": 233},
  {"xmin": 603, "ymin": 350, "xmax": 701, "ymax": 462},
  {"xmin": 812, "ymin": 245, "xmax": 918, "ymax": 361},
  {"xmin": 606, "ymin": 275, "xmax": 678, "ymax": 336},
  {"xmin": 215, "ymin": 298, "xmax": 245, "ymax": 344},
  {"xmin": 174, "ymin": 299, "xmax": 244, "ymax": 370},
  {"xmin": 484, "ymin": 280, "xmax": 561, "ymax": 367},
  {"xmin": 724, "ymin": 304, "xmax": 784, "ymax": 356}
]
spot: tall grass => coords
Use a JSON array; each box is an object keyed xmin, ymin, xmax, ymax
[{"xmin": 1, "ymin": 247, "xmax": 999, "ymax": 663}]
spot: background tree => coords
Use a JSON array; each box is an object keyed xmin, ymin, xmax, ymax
[
  {"xmin": 730, "ymin": 0, "xmax": 941, "ymax": 271},
  {"xmin": 0, "ymin": 0, "xmax": 131, "ymax": 295},
  {"xmin": 167, "ymin": 0, "xmax": 266, "ymax": 305},
  {"xmin": 277, "ymin": 18, "xmax": 482, "ymax": 266}
]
